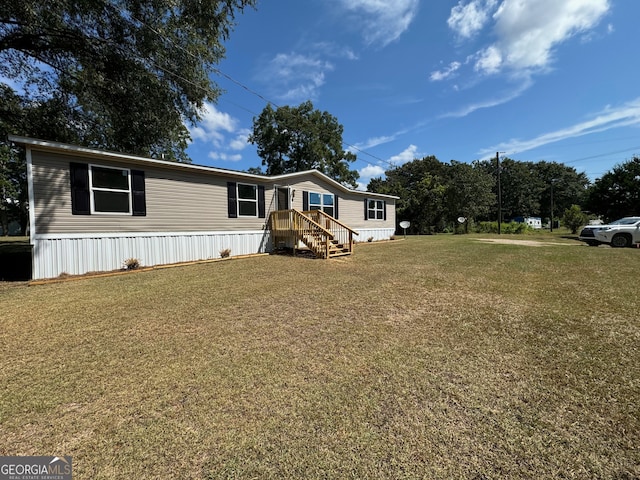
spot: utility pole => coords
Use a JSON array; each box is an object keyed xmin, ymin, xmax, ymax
[
  {"xmin": 550, "ymin": 180, "xmax": 554, "ymax": 233},
  {"xmin": 496, "ymin": 152, "xmax": 502, "ymax": 235}
]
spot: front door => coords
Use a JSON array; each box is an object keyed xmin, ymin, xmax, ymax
[{"xmin": 276, "ymin": 186, "xmax": 290, "ymax": 210}]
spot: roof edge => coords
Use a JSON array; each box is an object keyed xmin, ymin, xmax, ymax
[{"xmin": 9, "ymin": 135, "xmax": 399, "ymax": 199}]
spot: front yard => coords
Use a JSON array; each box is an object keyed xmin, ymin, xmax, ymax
[{"xmin": 0, "ymin": 235, "xmax": 638, "ymax": 479}]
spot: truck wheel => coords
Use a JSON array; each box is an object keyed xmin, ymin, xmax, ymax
[{"xmin": 611, "ymin": 233, "xmax": 631, "ymax": 248}]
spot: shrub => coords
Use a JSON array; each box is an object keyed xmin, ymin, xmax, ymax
[
  {"xmin": 220, "ymin": 248, "xmax": 231, "ymax": 258},
  {"xmin": 367, "ymin": 237, "xmax": 374, "ymax": 242},
  {"xmin": 123, "ymin": 258, "xmax": 140, "ymax": 270}
]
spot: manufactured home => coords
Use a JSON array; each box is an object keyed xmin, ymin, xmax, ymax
[{"xmin": 10, "ymin": 136, "xmax": 398, "ymax": 279}]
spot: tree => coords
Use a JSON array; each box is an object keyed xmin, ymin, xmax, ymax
[
  {"xmin": 562, "ymin": 204, "xmax": 588, "ymax": 234},
  {"xmin": 533, "ymin": 161, "xmax": 590, "ymax": 223},
  {"xmin": 0, "ymin": 143, "xmax": 25, "ymax": 235},
  {"xmin": 1, "ymin": 0, "xmax": 256, "ymax": 160},
  {"xmin": 367, "ymin": 156, "xmax": 448, "ymax": 234},
  {"xmin": 1, "ymin": 0, "xmax": 255, "ymax": 234},
  {"xmin": 586, "ymin": 156, "xmax": 640, "ymax": 222},
  {"xmin": 0, "ymin": 85, "xmax": 84, "ymax": 234},
  {"xmin": 478, "ymin": 158, "xmax": 590, "ymax": 224},
  {"xmin": 494, "ymin": 158, "xmax": 544, "ymax": 219},
  {"xmin": 445, "ymin": 160, "xmax": 495, "ymax": 232},
  {"xmin": 248, "ymin": 101, "xmax": 359, "ymax": 188}
]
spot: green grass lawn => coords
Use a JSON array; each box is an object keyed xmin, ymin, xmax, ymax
[{"xmin": 1, "ymin": 235, "xmax": 638, "ymax": 479}]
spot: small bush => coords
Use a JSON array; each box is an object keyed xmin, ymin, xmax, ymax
[
  {"xmin": 123, "ymin": 258, "xmax": 140, "ymax": 270},
  {"xmin": 367, "ymin": 237, "xmax": 374, "ymax": 242},
  {"xmin": 220, "ymin": 248, "xmax": 231, "ymax": 259}
]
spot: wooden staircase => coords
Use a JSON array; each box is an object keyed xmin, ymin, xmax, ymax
[{"xmin": 269, "ymin": 209, "xmax": 358, "ymax": 259}]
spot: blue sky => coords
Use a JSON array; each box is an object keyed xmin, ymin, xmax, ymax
[{"xmin": 187, "ymin": 0, "xmax": 640, "ymax": 190}]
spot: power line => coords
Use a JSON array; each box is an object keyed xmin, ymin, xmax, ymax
[{"xmin": 117, "ymin": 2, "xmax": 393, "ymax": 169}]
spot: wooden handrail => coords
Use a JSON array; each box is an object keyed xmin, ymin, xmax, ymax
[
  {"xmin": 271, "ymin": 209, "xmax": 334, "ymax": 238},
  {"xmin": 269, "ymin": 209, "xmax": 355, "ymax": 259},
  {"xmin": 304, "ymin": 209, "xmax": 360, "ymax": 236}
]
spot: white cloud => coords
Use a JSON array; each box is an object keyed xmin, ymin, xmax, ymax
[
  {"xmin": 448, "ymin": 0, "xmax": 498, "ymax": 39},
  {"xmin": 336, "ymin": 0, "xmax": 420, "ymax": 46},
  {"xmin": 352, "ymin": 135, "xmax": 396, "ymax": 152},
  {"xmin": 480, "ymin": 0, "xmax": 610, "ymax": 74},
  {"xmin": 188, "ymin": 102, "xmax": 237, "ymax": 146},
  {"xmin": 474, "ymin": 46, "xmax": 502, "ymax": 74},
  {"xmin": 188, "ymin": 103, "xmax": 250, "ymax": 163},
  {"xmin": 389, "ymin": 144, "xmax": 419, "ymax": 166},
  {"xmin": 430, "ymin": 61, "xmax": 462, "ymax": 81},
  {"xmin": 313, "ymin": 42, "xmax": 360, "ymax": 61},
  {"xmin": 441, "ymin": 0, "xmax": 611, "ymax": 77},
  {"xmin": 262, "ymin": 52, "xmax": 334, "ymax": 102},
  {"xmin": 440, "ymin": 77, "xmax": 532, "ymax": 118},
  {"xmin": 359, "ymin": 164, "xmax": 386, "ymax": 178},
  {"xmin": 208, "ymin": 152, "xmax": 242, "ymax": 162},
  {"xmin": 229, "ymin": 129, "xmax": 251, "ymax": 151},
  {"xmin": 478, "ymin": 97, "xmax": 640, "ymax": 158}
]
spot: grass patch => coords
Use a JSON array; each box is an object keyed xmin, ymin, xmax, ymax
[{"xmin": 1, "ymin": 235, "xmax": 638, "ymax": 479}]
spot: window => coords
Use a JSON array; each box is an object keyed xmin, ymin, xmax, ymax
[
  {"xmin": 90, "ymin": 165, "xmax": 131, "ymax": 213},
  {"xmin": 227, "ymin": 182, "xmax": 266, "ymax": 218},
  {"xmin": 366, "ymin": 199, "xmax": 385, "ymax": 220},
  {"xmin": 306, "ymin": 192, "xmax": 335, "ymax": 217},
  {"xmin": 70, "ymin": 163, "xmax": 146, "ymax": 216},
  {"xmin": 237, "ymin": 183, "xmax": 258, "ymax": 216}
]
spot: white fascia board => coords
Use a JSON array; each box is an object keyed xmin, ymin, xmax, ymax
[
  {"xmin": 8, "ymin": 135, "xmax": 267, "ymax": 181},
  {"xmin": 270, "ymin": 169, "xmax": 400, "ymax": 200}
]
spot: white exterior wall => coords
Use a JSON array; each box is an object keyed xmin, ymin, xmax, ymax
[{"xmin": 32, "ymin": 230, "xmax": 270, "ymax": 279}]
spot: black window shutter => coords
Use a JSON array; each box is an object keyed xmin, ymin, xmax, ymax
[
  {"xmin": 70, "ymin": 162, "xmax": 90, "ymax": 215},
  {"xmin": 383, "ymin": 200, "xmax": 387, "ymax": 220},
  {"xmin": 258, "ymin": 185, "xmax": 266, "ymax": 218},
  {"xmin": 303, "ymin": 191, "xmax": 309, "ymax": 211},
  {"xmin": 227, "ymin": 182, "xmax": 237, "ymax": 218},
  {"xmin": 334, "ymin": 195, "xmax": 339, "ymax": 219},
  {"xmin": 364, "ymin": 198, "xmax": 368, "ymax": 220},
  {"xmin": 131, "ymin": 170, "xmax": 146, "ymax": 216}
]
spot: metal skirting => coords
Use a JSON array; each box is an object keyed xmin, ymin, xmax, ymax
[
  {"xmin": 355, "ymin": 227, "xmax": 395, "ymax": 242},
  {"xmin": 32, "ymin": 231, "xmax": 270, "ymax": 279},
  {"xmin": 31, "ymin": 228, "xmax": 396, "ymax": 279}
]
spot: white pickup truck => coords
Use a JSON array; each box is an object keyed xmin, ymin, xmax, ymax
[{"xmin": 579, "ymin": 217, "xmax": 640, "ymax": 248}]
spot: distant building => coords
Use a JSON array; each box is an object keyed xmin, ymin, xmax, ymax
[{"xmin": 512, "ymin": 216, "xmax": 542, "ymax": 229}]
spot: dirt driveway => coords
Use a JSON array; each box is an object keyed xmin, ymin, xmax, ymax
[{"xmin": 476, "ymin": 239, "xmax": 578, "ymax": 247}]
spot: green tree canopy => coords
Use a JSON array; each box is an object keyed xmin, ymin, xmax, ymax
[
  {"xmin": 1, "ymin": 0, "xmax": 256, "ymax": 160},
  {"xmin": 478, "ymin": 158, "xmax": 589, "ymax": 223},
  {"xmin": 367, "ymin": 156, "xmax": 448, "ymax": 234},
  {"xmin": 445, "ymin": 160, "xmax": 495, "ymax": 231},
  {"xmin": 586, "ymin": 156, "xmax": 640, "ymax": 222},
  {"xmin": 562, "ymin": 204, "xmax": 588, "ymax": 234},
  {"xmin": 248, "ymin": 101, "xmax": 359, "ymax": 188}
]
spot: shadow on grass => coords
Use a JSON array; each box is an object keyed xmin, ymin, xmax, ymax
[{"xmin": 0, "ymin": 239, "xmax": 32, "ymax": 281}]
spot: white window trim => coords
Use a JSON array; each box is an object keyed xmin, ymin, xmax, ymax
[
  {"xmin": 308, "ymin": 191, "xmax": 322, "ymax": 210},
  {"xmin": 89, "ymin": 164, "xmax": 132, "ymax": 215},
  {"xmin": 309, "ymin": 191, "xmax": 334, "ymax": 213},
  {"xmin": 367, "ymin": 199, "xmax": 384, "ymax": 221},
  {"xmin": 237, "ymin": 182, "xmax": 258, "ymax": 217}
]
